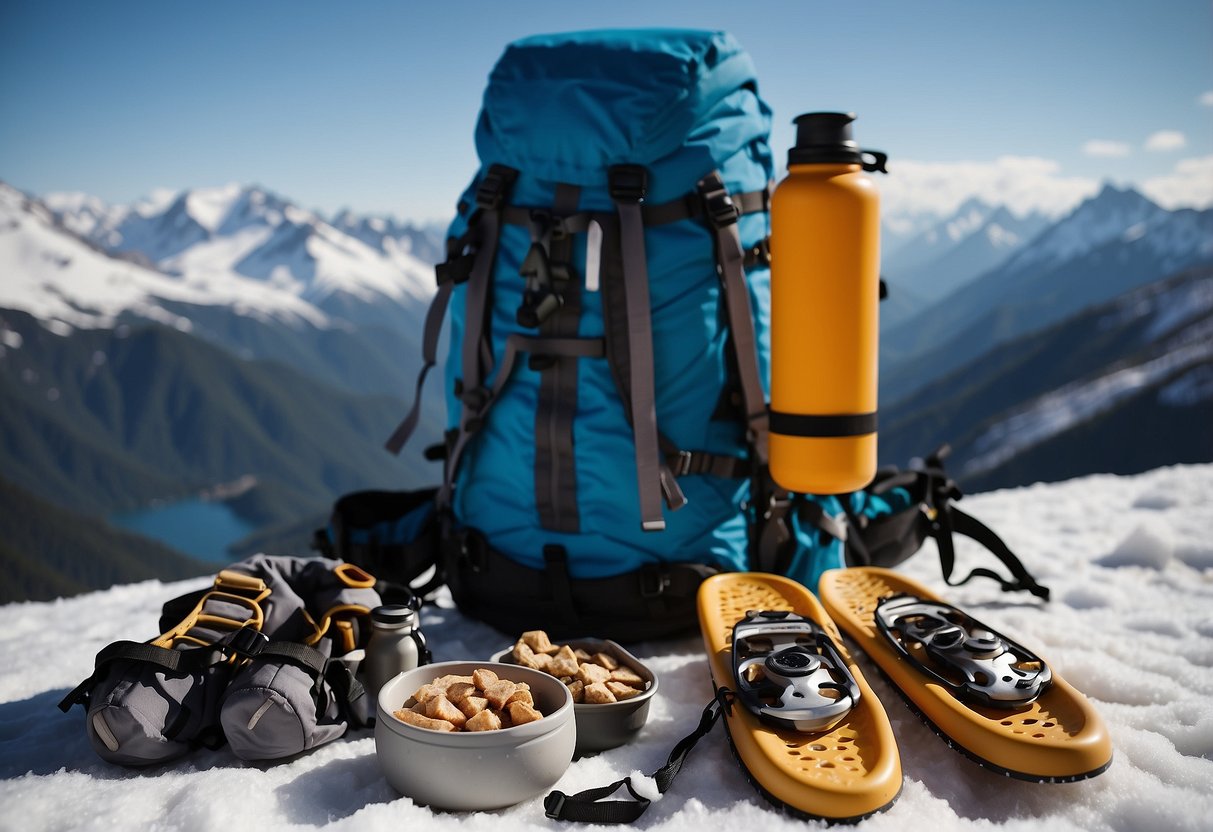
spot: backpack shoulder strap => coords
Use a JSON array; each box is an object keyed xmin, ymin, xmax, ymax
[
  {"xmin": 437, "ymin": 165, "xmax": 518, "ymax": 510},
  {"xmin": 696, "ymin": 172, "xmax": 769, "ymax": 466}
]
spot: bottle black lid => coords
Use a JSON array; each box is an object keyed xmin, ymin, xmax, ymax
[
  {"xmin": 788, "ymin": 112, "xmax": 863, "ymax": 166},
  {"xmin": 371, "ymin": 605, "xmax": 416, "ymax": 628}
]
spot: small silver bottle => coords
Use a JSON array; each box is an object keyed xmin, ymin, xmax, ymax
[{"xmin": 364, "ymin": 605, "xmax": 429, "ymax": 702}]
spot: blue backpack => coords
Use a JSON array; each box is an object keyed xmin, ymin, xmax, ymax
[
  {"xmin": 357, "ymin": 30, "xmax": 1047, "ymax": 640},
  {"xmin": 380, "ymin": 29, "xmax": 771, "ymax": 638}
]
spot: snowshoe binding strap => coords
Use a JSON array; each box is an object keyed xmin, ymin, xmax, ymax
[
  {"xmin": 731, "ymin": 610, "xmax": 861, "ymax": 732},
  {"xmin": 874, "ymin": 594, "xmax": 1052, "ymax": 708}
]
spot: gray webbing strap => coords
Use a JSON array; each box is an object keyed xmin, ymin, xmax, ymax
[
  {"xmin": 439, "ymin": 165, "xmax": 517, "ymax": 510},
  {"xmin": 442, "ymin": 335, "xmax": 604, "ymax": 502},
  {"xmin": 501, "ymin": 187, "xmax": 770, "ymax": 230},
  {"xmin": 697, "ymin": 172, "xmax": 769, "ymax": 465},
  {"xmin": 610, "ymin": 165, "xmax": 666, "ymax": 532},
  {"xmin": 384, "ymin": 279, "xmax": 453, "ymax": 455},
  {"xmin": 535, "ymin": 183, "xmax": 583, "ymax": 533}
]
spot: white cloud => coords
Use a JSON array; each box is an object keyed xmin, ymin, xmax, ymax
[
  {"xmin": 1199, "ymin": 91, "xmax": 1213, "ymax": 107},
  {"xmin": 1145, "ymin": 130, "xmax": 1187, "ymax": 152},
  {"xmin": 875, "ymin": 156, "xmax": 1099, "ymax": 223},
  {"xmin": 1082, "ymin": 140, "xmax": 1131, "ymax": 158},
  {"xmin": 1140, "ymin": 155, "xmax": 1213, "ymax": 209}
]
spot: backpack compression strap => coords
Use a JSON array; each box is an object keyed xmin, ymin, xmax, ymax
[
  {"xmin": 387, "ymin": 169, "xmax": 772, "ymax": 532},
  {"xmin": 526, "ymin": 184, "xmax": 587, "ymax": 533},
  {"xmin": 609, "ymin": 164, "xmax": 668, "ymax": 532}
]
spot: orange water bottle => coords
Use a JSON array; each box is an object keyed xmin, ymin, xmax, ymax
[{"xmin": 769, "ymin": 112, "xmax": 887, "ymax": 494}]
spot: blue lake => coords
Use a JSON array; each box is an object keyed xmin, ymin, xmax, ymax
[{"xmin": 110, "ymin": 499, "xmax": 257, "ymax": 562}]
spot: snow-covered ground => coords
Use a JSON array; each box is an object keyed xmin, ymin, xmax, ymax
[{"xmin": 2, "ymin": 464, "xmax": 1211, "ymax": 831}]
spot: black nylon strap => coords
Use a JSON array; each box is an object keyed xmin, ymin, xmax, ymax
[
  {"xmin": 535, "ymin": 183, "xmax": 584, "ymax": 533},
  {"xmin": 57, "ymin": 636, "xmax": 235, "ymax": 713},
  {"xmin": 769, "ymin": 410, "xmax": 878, "ymax": 438},
  {"xmin": 665, "ymin": 449, "xmax": 748, "ymax": 479},
  {"xmin": 938, "ymin": 506, "xmax": 1050, "ymax": 600},
  {"xmin": 544, "ymin": 689, "xmax": 731, "ymax": 823},
  {"xmin": 256, "ymin": 641, "xmax": 328, "ymax": 676},
  {"xmin": 797, "ymin": 499, "xmax": 850, "ymax": 542}
]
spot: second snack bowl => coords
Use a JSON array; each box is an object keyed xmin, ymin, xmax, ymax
[
  {"xmin": 375, "ymin": 660, "xmax": 576, "ymax": 811},
  {"xmin": 491, "ymin": 638, "xmax": 659, "ymax": 754}
]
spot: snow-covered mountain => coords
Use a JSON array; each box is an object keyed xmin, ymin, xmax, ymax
[
  {"xmin": 42, "ymin": 182, "xmax": 440, "ymax": 317},
  {"xmin": 0, "ymin": 183, "xmax": 327, "ymax": 331},
  {"xmin": 880, "ymin": 267, "xmax": 1213, "ymax": 490},
  {"xmin": 882, "ymin": 185, "xmax": 1213, "ymax": 401},
  {"xmin": 991, "ymin": 183, "xmax": 1173, "ymax": 276},
  {"xmin": 884, "ymin": 198, "xmax": 998, "ymax": 272},
  {"xmin": 330, "ymin": 209, "xmax": 447, "ymax": 265},
  {"xmin": 960, "ymin": 272, "xmax": 1213, "ymax": 480},
  {"xmin": 2, "ymin": 181, "xmax": 447, "ymax": 397},
  {"xmin": 885, "ymin": 200, "xmax": 1050, "ymax": 302}
]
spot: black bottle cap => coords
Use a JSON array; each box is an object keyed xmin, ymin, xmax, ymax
[
  {"xmin": 789, "ymin": 112, "xmax": 863, "ymax": 166},
  {"xmin": 371, "ymin": 605, "xmax": 416, "ymax": 628}
]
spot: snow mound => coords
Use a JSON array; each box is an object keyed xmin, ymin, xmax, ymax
[
  {"xmin": 2, "ymin": 464, "xmax": 1212, "ymax": 831},
  {"xmin": 1097, "ymin": 520, "xmax": 1175, "ymax": 569}
]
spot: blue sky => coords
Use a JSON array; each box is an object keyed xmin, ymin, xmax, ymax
[{"xmin": 2, "ymin": 0, "xmax": 1210, "ymax": 223}]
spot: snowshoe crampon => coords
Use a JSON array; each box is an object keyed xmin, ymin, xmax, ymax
[
  {"xmin": 819, "ymin": 567, "xmax": 1112, "ymax": 782},
  {"xmin": 698, "ymin": 573, "xmax": 901, "ymax": 822}
]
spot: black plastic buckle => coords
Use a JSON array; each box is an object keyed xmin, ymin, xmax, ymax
[
  {"xmin": 517, "ymin": 288, "xmax": 563, "ymax": 328},
  {"xmin": 543, "ymin": 791, "xmax": 568, "ymax": 820},
  {"xmin": 228, "ymin": 626, "xmax": 269, "ymax": 659},
  {"xmin": 609, "ymin": 164, "xmax": 649, "ymax": 204},
  {"xmin": 639, "ymin": 564, "xmax": 671, "ymax": 598},
  {"xmin": 475, "ymin": 164, "xmax": 518, "ymax": 210},
  {"xmin": 703, "ymin": 190, "xmax": 739, "ymax": 228},
  {"xmin": 528, "ymin": 353, "xmax": 557, "ymax": 372},
  {"xmin": 456, "ymin": 530, "xmax": 488, "ymax": 573},
  {"xmin": 744, "ymin": 237, "xmax": 771, "ymax": 268},
  {"xmin": 460, "ymin": 385, "xmax": 490, "ymax": 413},
  {"xmin": 435, "ymin": 253, "xmax": 475, "ymax": 287}
]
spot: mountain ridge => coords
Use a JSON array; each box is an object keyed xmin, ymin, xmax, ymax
[
  {"xmin": 881, "ymin": 185, "xmax": 1213, "ymax": 400},
  {"xmin": 880, "ymin": 266, "xmax": 1213, "ymax": 490}
]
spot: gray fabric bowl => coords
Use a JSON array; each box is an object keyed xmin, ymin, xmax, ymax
[
  {"xmin": 491, "ymin": 638, "xmax": 658, "ymax": 754},
  {"xmin": 375, "ymin": 661, "xmax": 576, "ymax": 811}
]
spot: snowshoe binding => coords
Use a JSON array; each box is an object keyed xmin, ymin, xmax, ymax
[
  {"xmin": 820, "ymin": 567, "xmax": 1112, "ymax": 782},
  {"xmin": 874, "ymin": 594, "xmax": 1052, "ymax": 708},
  {"xmin": 698, "ymin": 573, "xmax": 901, "ymax": 822},
  {"xmin": 733, "ymin": 611, "xmax": 862, "ymax": 732}
]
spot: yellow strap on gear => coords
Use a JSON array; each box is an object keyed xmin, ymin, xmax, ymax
[
  {"xmin": 152, "ymin": 570, "xmax": 271, "ymax": 651},
  {"xmin": 334, "ymin": 562, "xmax": 376, "ymax": 589},
  {"xmin": 306, "ymin": 603, "xmax": 372, "ymax": 652}
]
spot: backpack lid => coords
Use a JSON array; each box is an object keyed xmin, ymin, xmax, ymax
[{"xmin": 476, "ymin": 29, "xmax": 761, "ymax": 187}]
